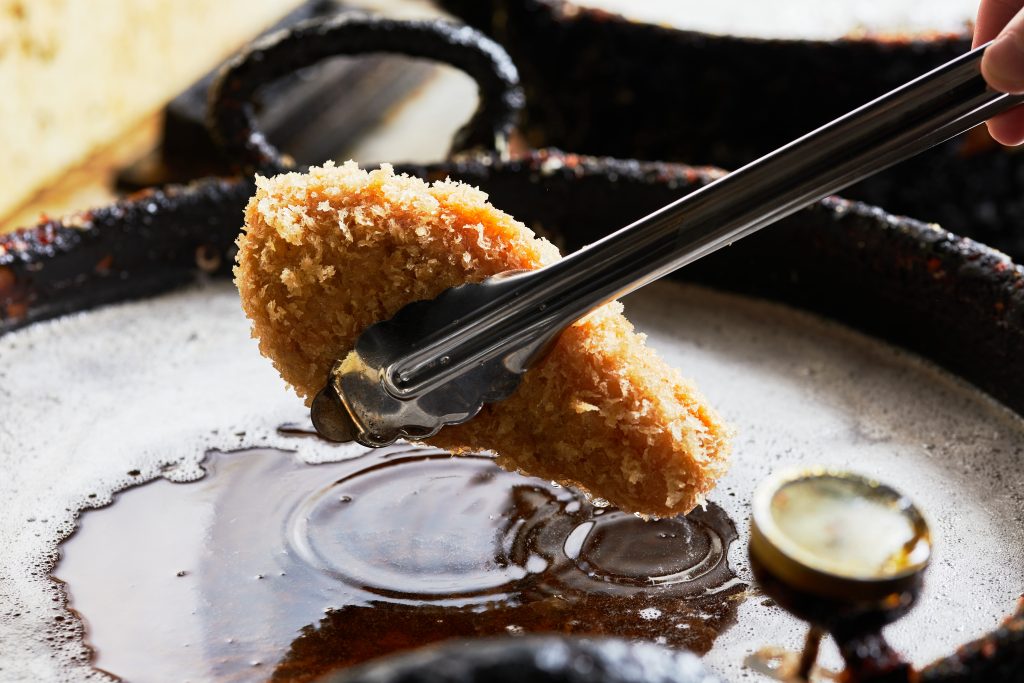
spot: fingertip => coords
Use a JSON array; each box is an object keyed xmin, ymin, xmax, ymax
[
  {"xmin": 975, "ymin": 0, "xmax": 1024, "ymax": 48},
  {"xmin": 986, "ymin": 107, "xmax": 1024, "ymax": 146},
  {"xmin": 983, "ymin": 41, "xmax": 1024, "ymax": 94}
]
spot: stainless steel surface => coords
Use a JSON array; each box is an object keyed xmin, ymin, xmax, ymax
[
  {"xmin": 319, "ymin": 41, "xmax": 1024, "ymax": 446},
  {"xmin": 310, "ymin": 382, "xmax": 360, "ymax": 443},
  {"xmin": 315, "ymin": 271, "xmax": 550, "ymax": 446}
]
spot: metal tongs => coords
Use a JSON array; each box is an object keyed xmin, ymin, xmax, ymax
[{"xmin": 311, "ymin": 41, "xmax": 1024, "ymax": 446}]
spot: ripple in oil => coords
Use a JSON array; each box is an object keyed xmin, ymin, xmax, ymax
[{"xmin": 56, "ymin": 440, "xmax": 745, "ymax": 682}]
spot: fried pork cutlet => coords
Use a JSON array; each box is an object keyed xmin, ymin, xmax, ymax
[{"xmin": 235, "ymin": 162, "xmax": 731, "ymax": 517}]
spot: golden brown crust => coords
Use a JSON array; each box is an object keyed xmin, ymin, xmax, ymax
[{"xmin": 234, "ymin": 162, "xmax": 731, "ymax": 516}]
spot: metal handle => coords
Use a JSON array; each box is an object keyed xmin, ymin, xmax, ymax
[
  {"xmin": 208, "ymin": 14, "xmax": 524, "ymax": 174},
  {"xmin": 385, "ymin": 41, "xmax": 1024, "ymax": 400}
]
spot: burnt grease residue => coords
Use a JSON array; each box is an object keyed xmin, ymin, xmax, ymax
[{"xmin": 57, "ymin": 439, "xmax": 744, "ymax": 682}]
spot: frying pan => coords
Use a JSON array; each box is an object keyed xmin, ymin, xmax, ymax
[
  {"xmin": 0, "ymin": 14, "xmax": 1022, "ymax": 682},
  {"xmin": 436, "ymin": 0, "xmax": 1024, "ymax": 263}
]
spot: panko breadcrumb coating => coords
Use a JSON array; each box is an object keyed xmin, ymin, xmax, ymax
[{"xmin": 235, "ymin": 162, "xmax": 731, "ymax": 516}]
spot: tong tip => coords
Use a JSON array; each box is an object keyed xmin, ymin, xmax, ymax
[{"xmin": 310, "ymin": 382, "xmax": 359, "ymax": 443}]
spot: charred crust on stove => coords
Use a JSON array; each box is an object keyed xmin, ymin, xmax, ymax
[{"xmin": 0, "ymin": 177, "xmax": 251, "ymax": 331}]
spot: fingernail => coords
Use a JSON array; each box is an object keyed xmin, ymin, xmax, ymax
[{"xmin": 985, "ymin": 31, "xmax": 1024, "ymax": 94}]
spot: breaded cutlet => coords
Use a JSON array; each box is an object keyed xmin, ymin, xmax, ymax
[{"xmin": 235, "ymin": 162, "xmax": 732, "ymax": 517}]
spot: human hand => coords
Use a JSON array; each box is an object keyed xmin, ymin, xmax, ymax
[{"xmin": 976, "ymin": 0, "xmax": 1024, "ymax": 144}]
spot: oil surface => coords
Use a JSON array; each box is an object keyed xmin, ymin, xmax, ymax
[{"xmin": 56, "ymin": 438, "xmax": 743, "ymax": 682}]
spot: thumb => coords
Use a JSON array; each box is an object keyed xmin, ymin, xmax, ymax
[{"xmin": 983, "ymin": 7, "xmax": 1024, "ymax": 93}]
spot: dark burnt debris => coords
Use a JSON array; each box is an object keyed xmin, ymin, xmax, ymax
[{"xmin": 0, "ymin": 12, "xmax": 1022, "ymax": 682}]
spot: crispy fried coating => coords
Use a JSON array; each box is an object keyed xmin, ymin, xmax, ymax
[{"xmin": 234, "ymin": 162, "xmax": 731, "ymax": 516}]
